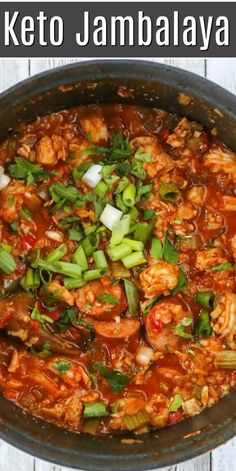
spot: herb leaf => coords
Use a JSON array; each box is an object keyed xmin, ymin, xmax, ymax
[
  {"xmin": 53, "ymin": 360, "xmax": 72, "ymax": 373},
  {"xmin": 172, "ymin": 268, "xmax": 188, "ymax": 294},
  {"xmin": 9, "ymin": 157, "xmax": 54, "ymax": 183},
  {"xmin": 163, "ymin": 235, "xmax": 178, "ymax": 265},
  {"xmin": 97, "ymin": 292, "xmax": 120, "ymax": 304},
  {"xmin": 31, "ymin": 303, "xmax": 54, "ymax": 326},
  {"xmin": 174, "ymin": 317, "xmax": 193, "ymax": 339},
  {"xmin": 169, "ymin": 394, "xmax": 183, "ymax": 412},
  {"xmin": 194, "ymin": 311, "xmax": 213, "ymax": 338}
]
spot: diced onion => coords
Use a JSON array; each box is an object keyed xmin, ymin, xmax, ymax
[
  {"xmin": 0, "ymin": 173, "xmax": 10, "ymax": 190},
  {"xmin": 136, "ymin": 346, "xmax": 154, "ymax": 366},
  {"xmin": 45, "ymin": 230, "xmax": 64, "ymax": 242},
  {"xmin": 82, "ymin": 164, "xmax": 103, "ymax": 188},
  {"xmin": 100, "ymin": 204, "xmax": 122, "ymax": 231}
]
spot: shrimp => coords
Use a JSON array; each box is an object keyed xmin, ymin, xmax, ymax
[
  {"xmin": 204, "ymin": 147, "xmax": 236, "ymax": 182},
  {"xmin": 145, "ymin": 300, "xmax": 192, "ymax": 352},
  {"xmin": 130, "ymin": 136, "xmax": 174, "ymax": 178},
  {"xmin": 167, "ymin": 118, "xmax": 192, "ymax": 148},
  {"xmin": 195, "ymin": 248, "xmax": 229, "ymax": 271},
  {"xmin": 140, "ymin": 261, "xmax": 179, "ymax": 298},
  {"xmin": 79, "ymin": 113, "xmax": 108, "ymax": 143},
  {"xmin": 210, "ymin": 292, "xmax": 236, "ymax": 348},
  {"xmin": 75, "ymin": 278, "xmax": 127, "ymax": 319}
]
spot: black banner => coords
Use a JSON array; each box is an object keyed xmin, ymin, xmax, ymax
[{"xmin": 0, "ymin": 2, "xmax": 233, "ymax": 57}]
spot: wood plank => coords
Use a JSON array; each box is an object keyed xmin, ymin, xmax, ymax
[{"xmin": 0, "ymin": 441, "xmax": 34, "ymax": 471}]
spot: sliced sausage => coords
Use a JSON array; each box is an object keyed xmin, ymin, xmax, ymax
[{"xmin": 93, "ymin": 319, "xmax": 140, "ymax": 342}]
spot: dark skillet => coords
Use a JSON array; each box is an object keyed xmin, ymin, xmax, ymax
[{"xmin": 0, "ymin": 60, "xmax": 236, "ymax": 470}]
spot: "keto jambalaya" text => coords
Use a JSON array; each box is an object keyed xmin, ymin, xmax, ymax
[{"xmin": 0, "ymin": 104, "xmax": 235, "ymax": 435}]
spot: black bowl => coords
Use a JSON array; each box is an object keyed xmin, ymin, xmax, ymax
[{"xmin": 0, "ymin": 60, "xmax": 236, "ymax": 470}]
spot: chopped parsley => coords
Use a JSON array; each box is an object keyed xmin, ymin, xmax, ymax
[
  {"xmin": 169, "ymin": 394, "xmax": 183, "ymax": 412},
  {"xmin": 174, "ymin": 317, "xmax": 193, "ymax": 339},
  {"xmin": 30, "ymin": 303, "xmax": 54, "ymax": 326},
  {"xmin": 53, "ymin": 360, "xmax": 72, "ymax": 373},
  {"xmin": 97, "ymin": 292, "xmax": 120, "ymax": 304}
]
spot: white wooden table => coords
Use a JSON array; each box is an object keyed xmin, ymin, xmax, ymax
[{"xmin": 0, "ymin": 57, "xmax": 236, "ymax": 471}]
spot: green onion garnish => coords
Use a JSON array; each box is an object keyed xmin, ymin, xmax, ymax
[
  {"xmin": 150, "ymin": 238, "xmax": 163, "ymax": 259},
  {"xmin": 107, "ymin": 243, "xmax": 132, "ymax": 262},
  {"xmin": 195, "ymin": 291, "xmax": 215, "ymax": 309},
  {"xmin": 159, "ymin": 183, "xmax": 182, "ymax": 202},
  {"xmin": 64, "ymin": 278, "xmax": 86, "ymax": 289},
  {"xmin": 93, "ymin": 250, "xmax": 108, "ymax": 269},
  {"xmin": 122, "ymin": 251, "xmax": 146, "ymax": 269},
  {"xmin": 84, "ymin": 269, "xmax": 104, "ymax": 282},
  {"xmin": 53, "ymin": 261, "xmax": 82, "ymax": 279},
  {"xmin": 124, "ymin": 279, "xmax": 139, "ymax": 314},
  {"xmin": 123, "ymin": 183, "xmax": 136, "ymax": 207},
  {"xmin": 0, "ymin": 248, "xmax": 16, "ymax": 275},
  {"xmin": 72, "ymin": 245, "xmax": 88, "ymax": 271},
  {"xmin": 45, "ymin": 244, "xmax": 67, "ymax": 263},
  {"xmin": 83, "ymin": 402, "xmax": 109, "ymax": 418}
]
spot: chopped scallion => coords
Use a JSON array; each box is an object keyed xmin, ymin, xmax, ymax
[{"xmin": 122, "ymin": 251, "xmax": 146, "ymax": 269}]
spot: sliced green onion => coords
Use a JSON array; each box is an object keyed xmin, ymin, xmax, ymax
[
  {"xmin": 64, "ymin": 278, "xmax": 86, "ymax": 289},
  {"xmin": 111, "ymin": 261, "xmax": 130, "ymax": 279},
  {"xmin": 107, "ymin": 243, "xmax": 132, "ymax": 262},
  {"xmin": 134, "ymin": 222, "xmax": 154, "ymax": 245},
  {"xmin": 94, "ymin": 181, "xmax": 108, "ymax": 198},
  {"xmin": 45, "ymin": 244, "xmax": 67, "ymax": 263},
  {"xmin": 124, "ymin": 279, "xmax": 139, "ymax": 314},
  {"xmin": 72, "ymin": 245, "xmax": 88, "ymax": 271},
  {"xmin": 25, "ymin": 268, "xmax": 40, "ymax": 289},
  {"xmin": 122, "ymin": 183, "xmax": 136, "ymax": 207},
  {"xmin": 123, "ymin": 410, "xmax": 149, "ymax": 431},
  {"xmin": 143, "ymin": 209, "xmax": 156, "ymax": 220},
  {"xmin": 93, "ymin": 250, "xmax": 108, "ymax": 269},
  {"xmin": 122, "ymin": 238, "xmax": 144, "ymax": 251},
  {"xmin": 82, "ymin": 235, "xmax": 99, "ymax": 257},
  {"xmin": 0, "ymin": 248, "xmax": 16, "ymax": 275},
  {"xmin": 212, "ymin": 262, "xmax": 232, "ymax": 271},
  {"xmin": 129, "ymin": 207, "xmax": 139, "ymax": 222},
  {"xmin": 215, "ymin": 351, "xmax": 236, "ymax": 369},
  {"xmin": 172, "ymin": 268, "xmax": 188, "ymax": 294},
  {"xmin": 194, "ymin": 311, "xmax": 213, "ymax": 338},
  {"xmin": 84, "ymin": 225, "xmax": 97, "ymax": 236},
  {"xmin": 163, "ymin": 235, "xmax": 178, "ymax": 265},
  {"xmin": 53, "ymin": 261, "xmax": 82, "ymax": 279},
  {"xmin": 159, "ymin": 183, "xmax": 182, "ymax": 202},
  {"xmin": 39, "ymin": 269, "xmax": 52, "ymax": 284},
  {"xmin": 150, "ymin": 238, "xmax": 163, "ymax": 259},
  {"xmin": 83, "ymin": 402, "xmax": 109, "ymax": 418},
  {"xmin": 195, "ymin": 291, "xmax": 215, "ymax": 309},
  {"xmin": 110, "ymin": 214, "xmax": 130, "ymax": 245},
  {"xmin": 0, "ymin": 243, "xmax": 12, "ymax": 253},
  {"xmin": 49, "ymin": 182, "xmax": 79, "ymax": 202},
  {"xmin": 84, "ymin": 269, "xmax": 104, "ymax": 282},
  {"xmin": 122, "ymin": 251, "xmax": 146, "ymax": 269},
  {"xmin": 169, "ymin": 394, "xmax": 183, "ymax": 412}
]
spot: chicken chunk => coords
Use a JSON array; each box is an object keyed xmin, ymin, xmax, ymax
[
  {"xmin": 210, "ymin": 292, "xmax": 236, "ymax": 348},
  {"xmin": 187, "ymin": 186, "xmax": 206, "ymax": 206},
  {"xmin": 130, "ymin": 136, "xmax": 174, "ymax": 178},
  {"xmin": 174, "ymin": 202, "xmax": 197, "ymax": 221},
  {"xmin": 167, "ymin": 118, "xmax": 192, "ymax": 148},
  {"xmin": 140, "ymin": 261, "xmax": 179, "ymax": 298},
  {"xmin": 79, "ymin": 114, "xmax": 108, "ymax": 143},
  {"xmin": 41, "ymin": 394, "xmax": 83, "ymax": 431},
  {"xmin": 36, "ymin": 135, "xmax": 67, "ymax": 166},
  {"xmin": 195, "ymin": 248, "xmax": 228, "ymax": 271},
  {"xmin": 0, "ymin": 181, "xmax": 25, "ymax": 222},
  {"xmin": 204, "ymin": 147, "xmax": 236, "ymax": 182}
]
